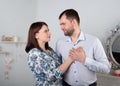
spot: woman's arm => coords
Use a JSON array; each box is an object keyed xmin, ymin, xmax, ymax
[{"xmin": 59, "ymin": 57, "xmax": 73, "ymax": 74}]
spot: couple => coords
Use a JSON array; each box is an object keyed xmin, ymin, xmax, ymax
[{"xmin": 25, "ymin": 9, "xmax": 111, "ymax": 86}]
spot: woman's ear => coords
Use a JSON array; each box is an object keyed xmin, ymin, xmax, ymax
[{"xmin": 35, "ymin": 33, "xmax": 39, "ymax": 39}]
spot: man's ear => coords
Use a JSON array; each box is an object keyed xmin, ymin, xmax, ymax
[
  {"xmin": 73, "ymin": 19, "xmax": 77, "ymax": 24},
  {"xmin": 71, "ymin": 19, "xmax": 77, "ymax": 27}
]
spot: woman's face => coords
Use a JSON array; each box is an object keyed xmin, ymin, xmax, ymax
[{"xmin": 35, "ymin": 25, "xmax": 51, "ymax": 43}]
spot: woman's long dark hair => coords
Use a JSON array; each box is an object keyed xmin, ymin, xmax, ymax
[{"xmin": 25, "ymin": 21, "xmax": 52, "ymax": 53}]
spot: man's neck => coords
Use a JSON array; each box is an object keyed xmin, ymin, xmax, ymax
[{"xmin": 71, "ymin": 30, "xmax": 80, "ymax": 43}]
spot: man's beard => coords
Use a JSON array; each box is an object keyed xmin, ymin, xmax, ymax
[{"xmin": 64, "ymin": 28, "xmax": 74, "ymax": 36}]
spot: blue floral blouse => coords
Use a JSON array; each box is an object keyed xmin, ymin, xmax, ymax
[{"xmin": 27, "ymin": 48, "xmax": 63, "ymax": 86}]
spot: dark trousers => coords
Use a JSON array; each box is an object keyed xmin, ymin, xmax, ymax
[{"xmin": 63, "ymin": 80, "xmax": 97, "ymax": 86}]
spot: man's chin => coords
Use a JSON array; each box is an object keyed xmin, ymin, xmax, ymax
[
  {"xmin": 64, "ymin": 33, "xmax": 71, "ymax": 36},
  {"xmin": 64, "ymin": 33, "xmax": 68, "ymax": 36}
]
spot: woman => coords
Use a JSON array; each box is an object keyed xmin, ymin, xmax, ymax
[{"xmin": 25, "ymin": 21, "xmax": 74, "ymax": 86}]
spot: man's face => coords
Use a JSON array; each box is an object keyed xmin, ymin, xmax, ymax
[{"xmin": 59, "ymin": 15, "xmax": 74, "ymax": 36}]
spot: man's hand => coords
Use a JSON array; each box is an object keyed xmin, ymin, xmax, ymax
[{"xmin": 69, "ymin": 47, "xmax": 86, "ymax": 63}]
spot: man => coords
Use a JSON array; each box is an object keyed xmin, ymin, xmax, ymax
[{"xmin": 55, "ymin": 9, "xmax": 111, "ymax": 86}]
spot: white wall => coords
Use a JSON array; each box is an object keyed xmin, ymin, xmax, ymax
[
  {"xmin": 0, "ymin": 0, "xmax": 120, "ymax": 86},
  {"xmin": 0, "ymin": 0, "xmax": 36, "ymax": 86},
  {"xmin": 0, "ymin": 0, "xmax": 37, "ymax": 41},
  {"xmin": 36, "ymin": 0, "xmax": 120, "ymax": 49}
]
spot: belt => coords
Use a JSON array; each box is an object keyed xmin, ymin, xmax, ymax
[
  {"xmin": 89, "ymin": 81, "xmax": 97, "ymax": 86},
  {"xmin": 63, "ymin": 81, "xmax": 97, "ymax": 86}
]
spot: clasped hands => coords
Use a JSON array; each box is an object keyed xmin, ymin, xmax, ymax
[{"xmin": 69, "ymin": 47, "xmax": 86, "ymax": 63}]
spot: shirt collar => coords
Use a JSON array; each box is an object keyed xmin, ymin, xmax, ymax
[{"xmin": 65, "ymin": 31, "xmax": 86, "ymax": 42}]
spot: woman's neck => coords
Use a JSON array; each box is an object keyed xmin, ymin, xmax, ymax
[{"xmin": 38, "ymin": 41, "xmax": 46, "ymax": 51}]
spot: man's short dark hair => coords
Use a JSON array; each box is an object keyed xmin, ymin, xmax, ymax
[{"xmin": 59, "ymin": 9, "xmax": 80, "ymax": 24}]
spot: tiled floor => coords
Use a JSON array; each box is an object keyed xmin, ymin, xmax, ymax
[{"xmin": 97, "ymin": 73, "xmax": 120, "ymax": 86}]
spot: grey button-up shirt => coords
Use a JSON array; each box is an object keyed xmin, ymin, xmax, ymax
[{"xmin": 55, "ymin": 31, "xmax": 111, "ymax": 86}]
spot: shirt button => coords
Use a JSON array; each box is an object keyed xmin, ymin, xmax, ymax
[
  {"xmin": 75, "ymin": 80, "xmax": 78, "ymax": 82},
  {"xmin": 74, "ymin": 71, "xmax": 76, "ymax": 73}
]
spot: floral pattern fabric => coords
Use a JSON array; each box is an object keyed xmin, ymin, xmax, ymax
[{"xmin": 27, "ymin": 48, "xmax": 62, "ymax": 86}]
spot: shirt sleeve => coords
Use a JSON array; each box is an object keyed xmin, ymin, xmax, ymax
[
  {"xmin": 84, "ymin": 38, "xmax": 111, "ymax": 73},
  {"xmin": 27, "ymin": 49, "xmax": 62, "ymax": 82}
]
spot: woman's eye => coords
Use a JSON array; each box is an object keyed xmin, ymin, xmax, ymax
[{"xmin": 44, "ymin": 30, "xmax": 49, "ymax": 33}]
